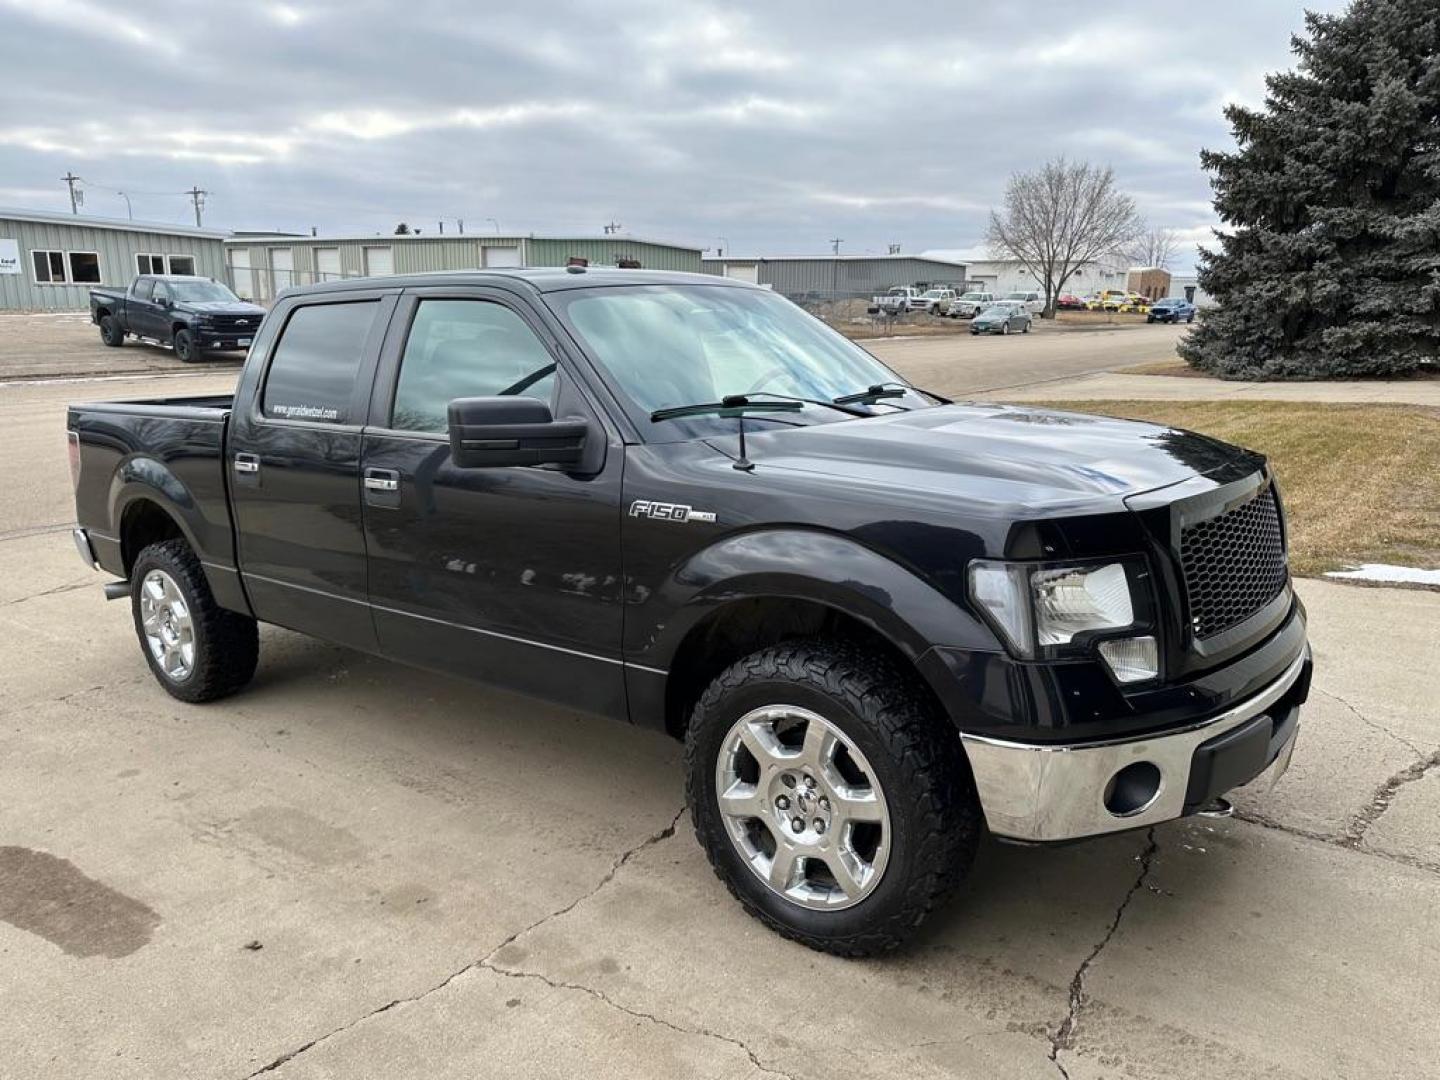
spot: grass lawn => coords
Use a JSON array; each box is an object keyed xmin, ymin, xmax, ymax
[{"xmin": 1035, "ymin": 400, "xmax": 1440, "ymax": 576}]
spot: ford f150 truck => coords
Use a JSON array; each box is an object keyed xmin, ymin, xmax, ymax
[
  {"xmin": 67, "ymin": 268, "xmax": 1311, "ymax": 955},
  {"xmin": 90, "ymin": 275, "xmax": 266, "ymax": 362}
]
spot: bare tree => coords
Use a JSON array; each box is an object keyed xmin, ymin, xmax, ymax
[
  {"xmin": 1124, "ymin": 226, "xmax": 1180, "ymax": 270},
  {"xmin": 986, "ymin": 158, "xmax": 1143, "ymax": 317}
]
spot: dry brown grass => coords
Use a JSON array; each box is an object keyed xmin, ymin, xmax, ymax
[
  {"xmin": 1119, "ymin": 358, "xmax": 1209, "ymax": 377},
  {"xmin": 1036, "ymin": 400, "xmax": 1440, "ymax": 576},
  {"xmin": 1053, "ymin": 310, "xmax": 1150, "ymax": 327}
]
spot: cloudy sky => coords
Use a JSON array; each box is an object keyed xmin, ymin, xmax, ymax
[{"xmin": 0, "ymin": 0, "xmax": 1345, "ymax": 270}]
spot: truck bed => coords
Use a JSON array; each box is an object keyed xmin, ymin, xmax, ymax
[{"xmin": 67, "ymin": 395, "xmax": 238, "ymax": 586}]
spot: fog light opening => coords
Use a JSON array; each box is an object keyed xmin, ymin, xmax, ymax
[{"xmin": 1104, "ymin": 761, "xmax": 1162, "ymax": 817}]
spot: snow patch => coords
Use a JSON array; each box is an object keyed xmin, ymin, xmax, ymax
[{"xmin": 1325, "ymin": 564, "xmax": 1440, "ymax": 586}]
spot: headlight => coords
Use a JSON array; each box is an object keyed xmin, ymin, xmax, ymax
[{"xmin": 969, "ymin": 559, "xmax": 1157, "ymax": 681}]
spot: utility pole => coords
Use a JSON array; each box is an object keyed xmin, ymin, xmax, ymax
[
  {"xmin": 62, "ymin": 173, "xmax": 82, "ymax": 214},
  {"xmin": 830, "ymin": 238, "xmax": 843, "ymax": 255},
  {"xmin": 185, "ymin": 186, "xmax": 208, "ymax": 227},
  {"xmin": 603, "ymin": 220, "xmax": 622, "ymax": 235},
  {"xmin": 438, "ymin": 220, "xmax": 445, "ymax": 234},
  {"xmin": 457, "ymin": 218, "xmax": 464, "ymax": 235}
]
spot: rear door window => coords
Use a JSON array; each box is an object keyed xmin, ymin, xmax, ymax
[
  {"xmin": 390, "ymin": 299, "xmax": 556, "ymax": 433},
  {"xmin": 262, "ymin": 301, "xmax": 379, "ymax": 424}
]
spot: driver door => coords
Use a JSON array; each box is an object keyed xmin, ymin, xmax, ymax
[{"xmin": 359, "ymin": 287, "xmax": 628, "ymax": 720}]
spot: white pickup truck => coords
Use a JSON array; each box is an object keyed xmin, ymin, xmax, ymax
[
  {"xmin": 1004, "ymin": 290, "xmax": 1046, "ymax": 316},
  {"xmin": 872, "ymin": 287, "xmax": 922, "ymax": 315}
]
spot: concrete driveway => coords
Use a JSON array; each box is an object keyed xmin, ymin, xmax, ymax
[{"xmin": 2, "ymin": 369, "xmax": 1437, "ymax": 1079}]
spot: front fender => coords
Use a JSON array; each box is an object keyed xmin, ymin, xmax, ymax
[{"xmin": 630, "ymin": 525, "xmax": 999, "ymax": 675}]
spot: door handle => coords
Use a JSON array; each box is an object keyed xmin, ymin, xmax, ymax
[
  {"xmin": 234, "ymin": 453, "xmax": 260, "ymax": 474},
  {"xmin": 364, "ymin": 471, "xmax": 399, "ymax": 492}
]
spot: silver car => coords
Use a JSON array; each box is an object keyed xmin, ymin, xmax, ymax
[{"xmin": 969, "ymin": 301, "xmax": 1032, "ymax": 335}]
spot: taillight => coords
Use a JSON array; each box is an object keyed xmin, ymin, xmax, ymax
[{"xmin": 67, "ymin": 430, "xmax": 81, "ymax": 490}]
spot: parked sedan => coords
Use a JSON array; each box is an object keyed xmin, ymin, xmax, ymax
[
  {"xmin": 1148, "ymin": 297, "xmax": 1197, "ymax": 324},
  {"xmin": 970, "ymin": 301, "xmax": 1032, "ymax": 335},
  {"xmin": 1057, "ymin": 293, "xmax": 1086, "ymax": 310}
]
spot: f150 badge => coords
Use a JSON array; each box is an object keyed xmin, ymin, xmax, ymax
[{"xmin": 629, "ymin": 499, "xmax": 716, "ymax": 524}]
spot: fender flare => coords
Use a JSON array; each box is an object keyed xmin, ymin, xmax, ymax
[
  {"xmin": 107, "ymin": 457, "xmax": 251, "ymax": 615},
  {"xmin": 636, "ymin": 528, "xmax": 998, "ymax": 717}
]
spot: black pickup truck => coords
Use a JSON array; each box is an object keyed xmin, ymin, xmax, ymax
[
  {"xmin": 67, "ymin": 269, "xmax": 1311, "ymax": 955},
  {"xmin": 90, "ymin": 275, "xmax": 266, "ymax": 362}
]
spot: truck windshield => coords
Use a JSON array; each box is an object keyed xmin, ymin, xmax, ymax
[
  {"xmin": 551, "ymin": 285, "xmax": 928, "ymax": 430},
  {"xmin": 167, "ymin": 280, "xmax": 240, "ymax": 302}
]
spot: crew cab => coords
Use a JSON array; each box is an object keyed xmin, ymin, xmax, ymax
[
  {"xmin": 949, "ymin": 290, "xmax": 995, "ymax": 318},
  {"xmin": 68, "ymin": 268, "xmax": 1311, "ymax": 956},
  {"xmin": 1002, "ymin": 290, "xmax": 1045, "ymax": 316},
  {"xmin": 910, "ymin": 288, "xmax": 956, "ymax": 315},
  {"xmin": 90, "ymin": 275, "xmax": 266, "ymax": 362}
]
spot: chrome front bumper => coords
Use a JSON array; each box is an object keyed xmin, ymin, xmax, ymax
[{"xmin": 960, "ymin": 651, "xmax": 1308, "ymax": 842}]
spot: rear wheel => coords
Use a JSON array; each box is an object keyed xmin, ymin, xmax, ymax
[
  {"xmin": 99, "ymin": 315, "xmax": 124, "ymax": 347},
  {"xmin": 685, "ymin": 639, "xmax": 981, "ymax": 956},
  {"xmin": 131, "ymin": 539, "xmax": 258, "ymax": 703},
  {"xmin": 1001, "ymin": 321, "xmax": 1011, "ymax": 335},
  {"xmin": 174, "ymin": 329, "xmax": 200, "ymax": 363}
]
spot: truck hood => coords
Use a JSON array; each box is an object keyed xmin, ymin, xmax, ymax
[
  {"xmin": 731, "ymin": 403, "xmax": 1261, "ymax": 513},
  {"xmin": 180, "ymin": 300, "xmax": 267, "ymax": 316}
]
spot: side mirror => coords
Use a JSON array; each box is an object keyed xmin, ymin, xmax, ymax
[{"xmin": 447, "ymin": 396, "xmax": 589, "ymax": 469}]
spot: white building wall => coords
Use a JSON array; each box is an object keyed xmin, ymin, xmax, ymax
[{"xmin": 963, "ymin": 259, "xmax": 1129, "ymax": 297}]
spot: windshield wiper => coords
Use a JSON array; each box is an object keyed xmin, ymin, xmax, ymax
[
  {"xmin": 833, "ymin": 382, "xmax": 952, "ymax": 407},
  {"xmin": 650, "ymin": 395, "xmax": 805, "ymax": 423},
  {"xmin": 650, "ymin": 395, "xmax": 807, "ymax": 473}
]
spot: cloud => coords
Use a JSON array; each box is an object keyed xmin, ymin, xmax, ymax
[{"xmin": 0, "ymin": 0, "xmax": 1351, "ymax": 269}]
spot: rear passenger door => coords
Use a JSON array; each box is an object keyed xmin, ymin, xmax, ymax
[
  {"xmin": 228, "ymin": 290, "xmax": 398, "ymax": 650},
  {"xmin": 358, "ymin": 287, "xmax": 627, "ymax": 719}
]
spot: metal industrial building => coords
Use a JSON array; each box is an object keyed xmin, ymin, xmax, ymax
[
  {"xmin": 0, "ymin": 208, "xmax": 228, "ymax": 311},
  {"xmin": 224, "ymin": 233, "xmax": 704, "ymax": 301},
  {"xmin": 699, "ymin": 254, "xmax": 967, "ymax": 300}
]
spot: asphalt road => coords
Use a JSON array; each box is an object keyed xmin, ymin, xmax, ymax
[{"xmin": 1, "ymin": 338, "xmax": 1437, "ymax": 1077}]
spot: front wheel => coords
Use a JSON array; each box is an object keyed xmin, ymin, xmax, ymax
[
  {"xmin": 99, "ymin": 315, "xmax": 124, "ymax": 347},
  {"xmin": 1001, "ymin": 321, "xmax": 1011, "ymax": 335},
  {"xmin": 131, "ymin": 539, "xmax": 258, "ymax": 702},
  {"xmin": 174, "ymin": 329, "xmax": 201, "ymax": 363},
  {"xmin": 1022, "ymin": 320, "xmax": 1030, "ymax": 333},
  {"xmin": 685, "ymin": 639, "xmax": 981, "ymax": 956}
]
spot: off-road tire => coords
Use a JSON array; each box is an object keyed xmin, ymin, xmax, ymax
[
  {"xmin": 130, "ymin": 539, "xmax": 258, "ymax": 703},
  {"xmin": 684, "ymin": 638, "xmax": 982, "ymax": 956},
  {"xmin": 174, "ymin": 329, "xmax": 200, "ymax": 363},
  {"xmin": 99, "ymin": 315, "xmax": 124, "ymax": 347}
]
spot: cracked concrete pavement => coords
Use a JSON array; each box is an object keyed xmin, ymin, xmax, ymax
[{"xmin": 2, "ymin": 356, "xmax": 1438, "ymax": 1079}]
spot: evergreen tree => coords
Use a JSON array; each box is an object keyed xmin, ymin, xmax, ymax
[{"xmin": 1181, "ymin": 1, "xmax": 1440, "ymax": 378}]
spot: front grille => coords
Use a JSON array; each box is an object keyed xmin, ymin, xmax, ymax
[
  {"xmin": 1179, "ymin": 486, "xmax": 1288, "ymax": 639},
  {"xmin": 207, "ymin": 315, "xmax": 256, "ymax": 332}
]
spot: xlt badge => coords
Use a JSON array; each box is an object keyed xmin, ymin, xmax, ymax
[{"xmin": 629, "ymin": 499, "xmax": 716, "ymax": 524}]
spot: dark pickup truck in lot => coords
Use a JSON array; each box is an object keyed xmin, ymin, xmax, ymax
[
  {"xmin": 90, "ymin": 275, "xmax": 266, "ymax": 362},
  {"xmin": 67, "ymin": 268, "xmax": 1311, "ymax": 955}
]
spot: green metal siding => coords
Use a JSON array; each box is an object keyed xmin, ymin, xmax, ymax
[
  {"xmin": 525, "ymin": 238, "xmax": 701, "ymax": 272},
  {"xmin": 0, "ymin": 215, "xmax": 226, "ymax": 310}
]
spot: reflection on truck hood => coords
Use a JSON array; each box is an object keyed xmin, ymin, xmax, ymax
[
  {"xmin": 182, "ymin": 300, "xmax": 267, "ymax": 315},
  {"xmin": 734, "ymin": 403, "xmax": 1262, "ymax": 512}
]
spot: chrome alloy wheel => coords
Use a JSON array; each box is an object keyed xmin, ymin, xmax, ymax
[
  {"xmin": 715, "ymin": 705, "xmax": 891, "ymax": 910},
  {"xmin": 139, "ymin": 569, "xmax": 195, "ymax": 681}
]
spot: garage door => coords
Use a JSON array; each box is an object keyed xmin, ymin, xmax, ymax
[
  {"xmin": 364, "ymin": 246, "xmax": 394, "ymax": 277},
  {"xmin": 484, "ymin": 245, "xmax": 521, "ymax": 268},
  {"xmin": 725, "ymin": 263, "xmax": 759, "ymax": 284},
  {"xmin": 227, "ymin": 249, "xmax": 252, "ymax": 299},
  {"xmin": 269, "ymin": 248, "xmax": 293, "ymax": 297},
  {"xmin": 315, "ymin": 247, "xmax": 342, "ymax": 282}
]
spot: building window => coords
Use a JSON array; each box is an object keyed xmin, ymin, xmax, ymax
[
  {"xmin": 167, "ymin": 254, "xmax": 196, "ymax": 276},
  {"xmin": 68, "ymin": 252, "xmax": 101, "ymax": 284},
  {"xmin": 32, "ymin": 250, "xmax": 66, "ymax": 283},
  {"xmin": 136, "ymin": 253, "xmax": 166, "ymax": 275}
]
